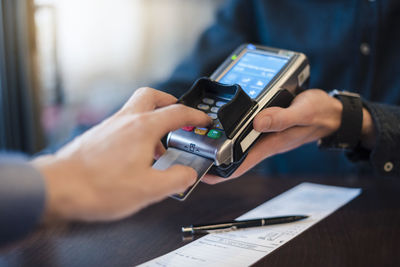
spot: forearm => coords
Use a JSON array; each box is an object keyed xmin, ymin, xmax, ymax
[
  {"xmin": 360, "ymin": 107, "xmax": 376, "ymax": 150},
  {"xmin": 352, "ymin": 101, "xmax": 400, "ymax": 177}
]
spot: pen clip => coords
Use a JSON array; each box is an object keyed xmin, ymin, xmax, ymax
[{"xmin": 205, "ymin": 226, "xmax": 238, "ymax": 234}]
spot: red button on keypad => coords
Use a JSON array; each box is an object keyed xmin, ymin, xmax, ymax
[{"xmin": 182, "ymin": 126, "xmax": 195, "ymax": 132}]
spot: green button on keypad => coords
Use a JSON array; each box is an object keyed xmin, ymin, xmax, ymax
[{"xmin": 207, "ymin": 129, "xmax": 222, "ymax": 139}]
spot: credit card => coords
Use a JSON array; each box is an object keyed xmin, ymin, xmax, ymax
[{"xmin": 153, "ymin": 148, "xmax": 213, "ymax": 201}]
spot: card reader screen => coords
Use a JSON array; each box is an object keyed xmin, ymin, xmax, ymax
[{"xmin": 219, "ymin": 52, "xmax": 289, "ymax": 98}]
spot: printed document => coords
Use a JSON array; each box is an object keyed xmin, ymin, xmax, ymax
[{"xmin": 138, "ymin": 182, "xmax": 361, "ymax": 267}]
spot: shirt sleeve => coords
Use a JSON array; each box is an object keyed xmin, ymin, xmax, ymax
[
  {"xmin": 347, "ymin": 101, "xmax": 400, "ymax": 178},
  {"xmin": 155, "ymin": 0, "xmax": 256, "ymax": 97},
  {"xmin": 0, "ymin": 155, "xmax": 46, "ymax": 247}
]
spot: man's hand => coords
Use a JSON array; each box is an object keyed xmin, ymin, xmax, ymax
[
  {"xmin": 33, "ymin": 88, "xmax": 211, "ymax": 222},
  {"xmin": 202, "ymin": 89, "xmax": 375, "ymax": 184}
]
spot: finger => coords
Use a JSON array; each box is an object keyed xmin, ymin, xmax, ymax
[
  {"xmin": 148, "ymin": 104, "xmax": 212, "ymax": 139},
  {"xmin": 233, "ymin": 126, "xmax": 317, "ymax": 177},
  {"xmin": 253, "ymin": 105, "xmax": 307, "ymax": 133},
  {"xmin": 151, "ymin": 165, "xmax": 197, "ymax": 195},
  {"xmin": 122, "ymin": 88, "xmax": 178, "ymax": 114},
  {"xmin": 202, "ymin": 174, "xmax": 232, "ymax": 185},
  {"xmin": 154, "ymin": 141, "xmax": 166, "ymax": 160}
]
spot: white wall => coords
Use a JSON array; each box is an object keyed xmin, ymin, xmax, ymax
[
  {"xmin": 56, "ymin": 0, "xmax": 223, "ymax": 110},
  {"xmin": 35, "ymin": 0, "xmax": 224, "ymax": 143}
]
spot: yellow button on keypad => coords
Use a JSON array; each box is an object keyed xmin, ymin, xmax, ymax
[{"xmin": 194, "ymin": 127, "xmax": 208, "ymax": 135}]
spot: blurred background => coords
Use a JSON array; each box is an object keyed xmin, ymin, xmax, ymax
[{"xmin": 0, "ymin": 0, "xmax": 224, "ymax": 153}]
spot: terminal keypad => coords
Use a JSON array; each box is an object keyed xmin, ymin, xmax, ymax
[{"xmin": 182, "ymin": 96, "xmax": 227, "ymax": 139}]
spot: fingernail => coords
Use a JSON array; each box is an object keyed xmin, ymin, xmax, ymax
[{"xmin": 259, "ymin": 116, "xmax": 271, "ymax": 131}]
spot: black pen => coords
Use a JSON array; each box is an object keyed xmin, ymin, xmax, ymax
[{"xmin": 182, "ymin": 215, "xmax": 308, "ymax": 235}]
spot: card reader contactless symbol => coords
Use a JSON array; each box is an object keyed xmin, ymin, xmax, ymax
[{"xmin": 189, "ymin": 143, "xmax": 196, "ymax": 152}]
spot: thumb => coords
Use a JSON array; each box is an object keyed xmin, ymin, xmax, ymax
[
  {"xmin": 154, "ymin": 165, "xmax": 197, "ymax": 195},
  {"xmin": 253, "ymin": 106, "xmax": 302, "ymax": 132}
]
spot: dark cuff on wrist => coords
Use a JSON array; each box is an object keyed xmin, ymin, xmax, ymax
[{"xmin": 319, "ymin": 90, "xmax": 363, "ymax": 150}]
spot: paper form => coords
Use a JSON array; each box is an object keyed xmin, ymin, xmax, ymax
[{"xmin": 138, "ymin": 182, "xmax": 361, "ymax": 267}]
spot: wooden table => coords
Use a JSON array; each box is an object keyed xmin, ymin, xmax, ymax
[{"xmin": 1, "ymin": 172, "xmax": 399, "ymax": 266}]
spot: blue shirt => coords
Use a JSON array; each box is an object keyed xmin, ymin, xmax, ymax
[
  {"xmin": 0, "ymin": 155, "xmax": 45, "ymax": 247},
  {"xmin": 157, "ymin": 0, "xmax": 400, "ymax": 177}
]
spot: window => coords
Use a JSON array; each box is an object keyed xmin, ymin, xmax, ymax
[{"xmin": 0, "ymin": 0, "xmax": 43, "ymax": 154}]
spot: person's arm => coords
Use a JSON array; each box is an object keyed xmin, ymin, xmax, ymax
[
  {"xmin": 355, "ymin": 101, "xmax": 400, "ymax": 176},
  {"xmin": 33, "ymin": 88, "xmax": 210, "ymax": 222},
  {"xmin": 0, "ymin": 156, "xmax": 46, "ymax": 247},
  {"xmin": 202, "ymin": 89, "xmax": 399, "ymax": 184},
  {"xmin": 156, "ymin": 0, "xmax": 256, "ymax": 97},
  {"xmin": 1, "ymin": 88, "xmax": 211, "ymax": 246}
]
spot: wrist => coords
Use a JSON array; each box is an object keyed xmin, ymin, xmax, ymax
[
  {"xmin": 33, "ymin": 155, "xmax": 84, "ymax": 222},
  {"xmin": 319, "ymin": 90, "xmax": 363, "ymax": 150},
  {"xmin": 360, "ymin": 107, "xmax": 376, "ymax": 150},
  {"xmin": 326, "ymin": 96, "xmax": 343, "ymax": 133}
]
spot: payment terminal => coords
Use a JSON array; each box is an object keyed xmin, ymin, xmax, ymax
[{"xmin": 153, "ymin": 44, "xmax": 310, "ymax": 200}]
